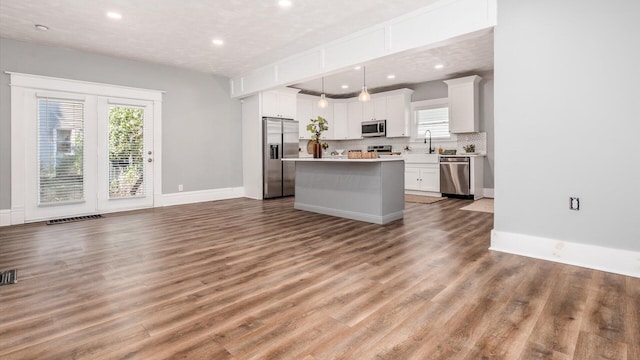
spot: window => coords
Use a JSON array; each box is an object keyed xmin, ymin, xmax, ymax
[{"xmin": 412, "ymin": 98, "xmax": 450, "ymax": 140}]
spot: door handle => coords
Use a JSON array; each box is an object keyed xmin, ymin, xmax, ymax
[{"xmin": 148, "ymin": 158, "xmax": 153, "ymax": 162}]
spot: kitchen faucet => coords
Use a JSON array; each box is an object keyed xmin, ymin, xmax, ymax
[{"xmin": 424, "ymin": 130, "xmax": 435, "ymax": 154}]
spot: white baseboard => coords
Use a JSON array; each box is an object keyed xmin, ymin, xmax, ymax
[
  {"xmin": 1, "ymin": 189, "xmax": 246, "ymax": 227},
  {"xmin": 405, "ymin": 190, "xmax": 442, "ymax": 197},
  {"xmin": 483, "ymin": 188, "xmax": 494, "ymax": 198},
  {"xmin": 0, "ymin": 209, "xmax": 11, "ymax": 227},
  {"xmin": 161, "ymin": 187, "xmax": 245, "ymax": 207},
  {"xmin": 490, "ymin": 230, "xmax": 640, "ymax": 278}
]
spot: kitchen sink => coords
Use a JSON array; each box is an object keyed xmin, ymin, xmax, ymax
[{"xmin": 404, "ymin": 153, "xmax": 439, "ymax": 164}]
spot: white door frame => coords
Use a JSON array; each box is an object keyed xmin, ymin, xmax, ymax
[
  {"xmin": 9, "ymin": 72, "xmax": 163, "ymax": 224},
  {"xmin": 97, "ymin": 97, "xmax": 155, "ymax": 213}
]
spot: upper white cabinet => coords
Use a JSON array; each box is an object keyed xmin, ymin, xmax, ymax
[
  {"xmin": 385, "ymin": 90, "xmax": 413, "ymax": 137},
  {"xmin": 347, "ymin": 101, "xmax": 362, "ymax": 139},
  {"xmin": 296, "ymin": 88, "xmax": 412, "ymax": 140},
  {"xmin": 313, "ymin": 101, "xmax": 334, "ymax": 140},
  {"xmin": 332, "ymin": 102, "xmax": 348, "ymax": 140},
  {"xmin": 262, "ymin": 89, "xmax": 298, "ymax": 119},
  {"xmin": 296, "ymin": 97, "xmax": 313, "ymax": 139},
  {"xmin": 362, "ymin": 97, "xmax": 387, "ymax": 121},
  {"xmin": 444, "ymin": 75, "xmax": 481, "ymax": 133}
]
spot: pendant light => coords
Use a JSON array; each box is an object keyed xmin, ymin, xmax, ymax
[
  {"xmin": 318, "ymin": 77, "xmax": 328, "ymax": 108},
  {"xmin": 358, "ymin": 66, "xmax": 371, "ymax": 102}
]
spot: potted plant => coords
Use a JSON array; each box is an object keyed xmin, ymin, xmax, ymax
[{"xmin": 306, "ymin": 116, "xmax": 328, "ymax": 158}]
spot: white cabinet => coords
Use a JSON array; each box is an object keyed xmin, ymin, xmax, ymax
[
  {"xmin": 362, "ymin": 97, "xmax": 387, "ymax": 121},
  {"xmin": 444, "ymin": 75, "xmax": 481, "ymax": 133},
  {"xmin": 297, "ymin": 95, "xmax": 334, "ymax": 140},
  {"xmin": 361, "ymin": 90, "xmax": 412, "ymax": 137},
  {"xmin": 296, "ymin": 98, "xmax": 313, "ymax": 140},
  {"xmin": 347, "ymin": 101, "xmax": 363, "ymax": 139},
  {"xmin": 296, "ymin": 88, "xmax": 412, "ymax": 140},
  {"xmin": 332, "ymin": 102, "xmax": 348, "ymax": 140},
  {"xmin": 312, "ymin": 101, "xmax": 334, "ymax": 140},
  {"xmin": 470, "ymin": 156, "xmax": 485, "ymax": 200},
  {"xmin": 262, "ymin": 90, "xmax": 298, "ymax": 119},
  {"xmin": 405, "ymin": 164, "xmax": 440, "ymax": 193},
  {"xmin": 385, "ymin": 91, "xmax": 412, "ymax": 137}
]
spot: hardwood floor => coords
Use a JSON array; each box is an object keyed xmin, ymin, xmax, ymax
[{"xmin": 0, "ymin": 197, "xmax": 638, "ymax": 359}]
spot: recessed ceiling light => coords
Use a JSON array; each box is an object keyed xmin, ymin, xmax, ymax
[
  {"xmin": 434, "ymin": 64, "xmax": 444, "ymax": 69},
  {"xmin": 106, "ymin": 11, "xmax": 122, "ymax": 20},
  {"xmin": 387, "ymin": 74, "xmax": 396, "ymax": 79},
  {"xmin": 278, "ymin": 0, "xmax": 292, "ymax": 7},
  {"xmin": 212, "ymin": 39, "xmax": 224, "ymax": 46},
  {"xmin": 354, "ymin": 66, "xmax": 362, "ymax": 70},
  {"xmin": 35, "ymin": 24, "xmax": 49, "ymax": 31},
  {"xmin": 341, "ymin": 84, "xmax": 349, "ymax": 89}
]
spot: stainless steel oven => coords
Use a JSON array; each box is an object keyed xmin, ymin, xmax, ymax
[
  {"xmin": 440, "ymin": 156, "xmax": 471, "ymax": 198},
  {"xmin": 361, "ymin": 120, "xmax": 386, "ymax": 137}
]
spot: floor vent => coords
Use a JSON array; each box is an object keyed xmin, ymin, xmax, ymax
[
  {"xmin": 0, "ymin": 269, "xmax": 18, "ymax": 286},
  {"xmin": 46, "ymin": 214, "xmax": 103, "ymax": 225}
]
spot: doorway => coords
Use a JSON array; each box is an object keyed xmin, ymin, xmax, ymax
[{"xmin": 10, "ymin": 73, "xmax": 162, "ymax": 223}]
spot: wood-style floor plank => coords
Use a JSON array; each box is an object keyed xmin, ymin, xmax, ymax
[{"xmin": 1, "ymin": 197, "xmax": 638, "ymax": 359}]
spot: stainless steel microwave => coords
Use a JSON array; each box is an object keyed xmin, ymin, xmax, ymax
[{"xmin": 361, "ymin": 120, "xmax": 386, "ymax": 137}]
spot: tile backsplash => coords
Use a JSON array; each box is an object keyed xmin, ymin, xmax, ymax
[
  {"xmin": 455, "ymin": 132, "xmax": 486, "ymax": 153},
  {"xmin": 299, "ymin": 132, "xmax": 487, "ymax": 155}
]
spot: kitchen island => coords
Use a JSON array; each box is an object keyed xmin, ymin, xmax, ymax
[{"xmin": 281, "ymin": 158, "xmax": 404, "ymax": 224}]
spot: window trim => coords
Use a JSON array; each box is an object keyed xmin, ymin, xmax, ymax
[{"xmin": 411, "ymin": 97, "xmax": 450, "ymax": 141}]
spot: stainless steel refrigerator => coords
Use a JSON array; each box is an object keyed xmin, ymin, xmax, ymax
[{"xmin": 263, "ymin": 117, "xmax": 299, "ymax": 199}]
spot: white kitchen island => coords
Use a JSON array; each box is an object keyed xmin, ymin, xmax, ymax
[{"xmin": 282, "ymin": 158, "xmax": 405, "ymax": 224}]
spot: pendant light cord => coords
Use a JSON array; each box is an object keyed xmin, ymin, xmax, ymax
[{"xmin": 363, "ymin": 67, "xmax": 366, "ymax": 87}]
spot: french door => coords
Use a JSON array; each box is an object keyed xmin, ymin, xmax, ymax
[
  {"xmin": 97, "ymin": 98, "xmax": 154, "ymax": 212},
  {"xmin": 24, "ymin": 91, "xmax": 154, "ymax": 221}
]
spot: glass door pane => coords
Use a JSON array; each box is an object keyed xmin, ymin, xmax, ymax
[
  {"xmin": 108, "ymin": 106, "xmax": 145, "ymax": 199},
  {"xmin": 37, "ymin": 99, "xmax": 85, "ymax": 205}
]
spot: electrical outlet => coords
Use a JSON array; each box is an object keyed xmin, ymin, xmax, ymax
[
  {"xmin": 178, "ymin": 184, "xmax": 183, "ymax": 192},
  {"xmin": 569, "ymin": 197, "xmax": 580, "ymax": 211}
]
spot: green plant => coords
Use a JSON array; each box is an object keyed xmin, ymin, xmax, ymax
[
  {"xmin": 306, "ymin": 116, "xmax": 328, "ymax": 141},
  {"xmin": 322, "ymin": 142, "xmax": 329, "ymax": 151}
]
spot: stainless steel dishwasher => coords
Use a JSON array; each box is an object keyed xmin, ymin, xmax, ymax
[{"xmin": 440, "ymin": 156, "xmax": 471, "ymax": 198}]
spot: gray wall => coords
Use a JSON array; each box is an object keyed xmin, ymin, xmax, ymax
[
  {"xmin": 0, "ymin": 38, "xmax": 243, "ymax": 210},
  {"xmin": 495, "ymin": 0, "xmax": 640, "ymax": 251},
  {"xmin": 410, "ymin": 71, "xmax": 495, "ymax": 188}
]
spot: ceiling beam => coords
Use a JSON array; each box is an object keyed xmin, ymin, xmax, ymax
[{"xmin": 231, "ymin": 0, "xmax": 496, "ymax": 98}]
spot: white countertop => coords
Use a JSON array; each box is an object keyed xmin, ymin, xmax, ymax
[
  {"xmin": 439, "ymin": 153, "xmax": 487, "ymax": 157},
  {"xmin": 283, "ymin": 157, "xmax": 403, "ymax": 163}
]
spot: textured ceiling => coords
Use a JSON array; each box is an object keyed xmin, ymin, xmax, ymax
[
  {"xmin": 0, "ymin": 0, "xmax": 445, "ymax": 78},
  {"xmin": 0, "ymin": 0, "xmax": 494, "ymax": 94}
]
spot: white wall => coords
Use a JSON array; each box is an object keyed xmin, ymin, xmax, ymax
[
  {"xmin": 493, "ymin": 0, "xmax": 640, "ymax": 275},
  {"xmin": 0, "ymin": 38, "xmax": 243, "ymax": 210}
]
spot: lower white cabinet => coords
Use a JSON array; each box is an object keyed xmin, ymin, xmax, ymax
[{"xmin": 405, "ymin": 164, "xmax": 440, "ymax": 192}]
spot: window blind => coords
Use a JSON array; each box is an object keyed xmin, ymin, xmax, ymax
[
  {"xmin": 415, "ymin": 106, "xmax": 450, "ymax": 139},
  {"xmin": 37, "ymin": 98, "xmax": 85, "ymax": 205}
]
